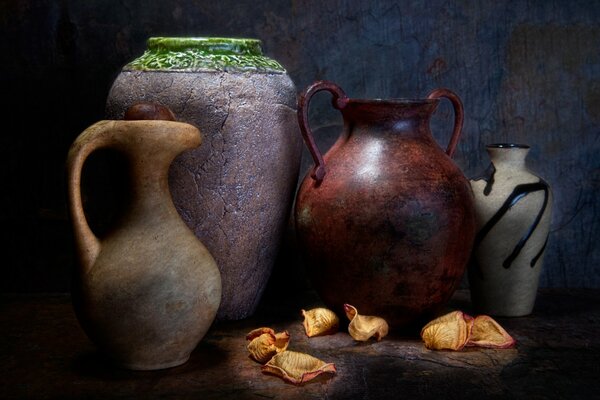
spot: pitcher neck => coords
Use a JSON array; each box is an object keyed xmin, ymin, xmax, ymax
[
  {"xmin": 121, "ymin": 155, "xmax": 172, "ymax": 213},
  {"xmin": 109, "ymin": 120, "xmax": 200, "ymax": 214}
]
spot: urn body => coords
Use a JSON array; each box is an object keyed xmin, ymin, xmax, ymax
[{"xmin": 106, "ymin": 38, "xmax": 302, "ymax": 320}]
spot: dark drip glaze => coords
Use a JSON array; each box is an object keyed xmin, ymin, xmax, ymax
[
  {"xmin": 483, "ymin": 164, "xmax": 496, "ymax": 196},
  {"xmin": 473, "ymin": 179, "xmax": 550, "ymax": 277},
  {"xmin": 471, "ymin": 164, "xmax": 496, "ymax": 196},
  {"xmin": 530, "ymin": 235, "xmax": 549, "ymax": 267}
]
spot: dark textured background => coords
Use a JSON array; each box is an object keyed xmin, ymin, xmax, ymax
[{"xmin": 1, "ymin": 0, "xmax": 598, "ymax": 292}]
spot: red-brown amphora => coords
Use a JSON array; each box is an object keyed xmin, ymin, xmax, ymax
[{"xmin": 295, "ymin": 81, "xmax": 476, "ymax": 329}]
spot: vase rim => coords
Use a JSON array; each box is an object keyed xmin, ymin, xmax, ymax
[
  {"xmin": 147, "ymin": 37, "xmax": 263, "ymax": 55},
  {"xmin": 124, "ymin": 36, "xmax": 285, "ymax": 73},
  {"xmin": 347, "ymin": 98, "xmax": 438, "ymax": 105},
  {"xmin": 487, "ymin": 143, "xmax": 530, "ymax": 149}
]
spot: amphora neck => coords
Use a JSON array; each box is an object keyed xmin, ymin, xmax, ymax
[{"xmin": 341, "ymin": 98, "xmax": 439, "ymax": 133}]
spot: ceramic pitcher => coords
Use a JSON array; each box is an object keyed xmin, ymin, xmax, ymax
[
  {"xmin": 294, "ymin": 81, "xmax": 476, "ymax": 328},
  {"xmin": 67, "ymin": 105, "xmax": 221, "ymax": 370}
]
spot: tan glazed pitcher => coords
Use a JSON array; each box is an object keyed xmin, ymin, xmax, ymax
[{"xmin": 67, "ymin": 106, "xmax": 221, "ymax": 370}]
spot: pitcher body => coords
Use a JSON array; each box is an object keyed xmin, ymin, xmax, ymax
[{"xmin": 67, "ymin": 114, "xmax": 221, "ymax": 370}]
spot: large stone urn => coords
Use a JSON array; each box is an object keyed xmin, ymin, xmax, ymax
[{"xmin": 106, "ymin": 37, "xmax": 302, "ymax": 320}]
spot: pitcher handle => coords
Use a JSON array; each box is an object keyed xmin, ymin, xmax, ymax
[
  {"xmin": 298, "ymin": 80, "xmax": 349, "ymax": 183},
  {"xmin": 66, "ymin": 121, "xmax": 116, "ymax": 273},
  {"xmin": 427, "ymin": 88, "xmax": 464, "ymax": 158}
]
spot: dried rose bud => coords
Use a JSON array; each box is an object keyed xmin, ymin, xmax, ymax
[
  {"xmin": 302, "ymin": 308, "xmax": 340, "ymax": 337},
  {"xmin": 420, "ymin": 311, "xmax": 473, "ymax": 350},
  {"xmin": 466, "ymin": 315, "xmax": 516, "ymax": 348},
  {"xmin": 261, "ymin": 351, "xmax": 336, "ymax": 384},
  {"xmin": 246, "ymin": 327, "xmax": 290, "ymax": 364},
  {"xmin": 124, "ymin": 102, "xmax": 176, "ymax": 121},
  {"xmin": 343, "ymin": 304, "xmax": 389, "ymax": 341}
]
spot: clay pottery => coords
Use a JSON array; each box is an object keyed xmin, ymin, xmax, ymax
[
  {"xmin": 294, "ymin": 81, "xmax": 476, "ymax": 328},
  {"xmin": 106, "ymin": 37, "xmax": 302, "ymax": 320},
  {"xmin": 67, "ymin": 105, "xmax": 221, "ymax": 370},
  {"xmin": 469, "ymin": 144, "xmax": 552, "ymax": 317}
]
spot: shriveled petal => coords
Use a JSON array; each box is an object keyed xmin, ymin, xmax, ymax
[
  {"xmin": 302, "ymin": 308, "xmax": 340, "ymax": 337},
  {"xmin": 246, "ymin": 327, "xmax": 290, "ymax": 364},
  {"xmin": 420, "ymin": 311, "xmax": 473, "ymax": 350},
  {"xmin": 274, "ymin": 331, "xmax": 291, "ymax": 352},
  {"xmin": 261, "ymin": 351, "xmax": 336, "ymax": 384},
  {"xmin": 246, "ymin": 327, "xmax": 276, "ymax": 341},
  {"xmin": 343, "ymin": 304, "xmax": 389, "ymax": 341},
  {"xmin": 467, "ymin": 315, "xmax": 516, "ymax": 348}
]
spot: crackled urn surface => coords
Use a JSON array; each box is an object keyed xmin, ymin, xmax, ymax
[
  {"xmin": 294, "ymin": 81, "xmax": 476, "ymax": 329},
  {"xmin": 469, "ymin": 144, "xmax": 552, "ymax": 317},
  {"xmin": 67, "ymin": 108, "xmax": 221, "ymax": 370},
  {"xmin": 106, "ymin": 38, "xmax": 302, "ymax": 320}
]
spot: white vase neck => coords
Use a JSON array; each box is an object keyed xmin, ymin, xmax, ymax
[{"xmin": 486, "ymin": 144, "xmax": 529, "ymax": 170}]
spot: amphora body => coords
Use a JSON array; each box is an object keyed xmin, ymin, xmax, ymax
[{"xmin": 295, "ymin": 81, "xmax": 476, "ymax": 328}]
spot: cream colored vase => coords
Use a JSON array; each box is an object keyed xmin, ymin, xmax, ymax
[
  {"xmin": 469, "ymin": 144, "xmax": 552, "ymax": 317},
  {"xmin": 67, "ymin": 116, "xmax": 221, "ymax": 370}
]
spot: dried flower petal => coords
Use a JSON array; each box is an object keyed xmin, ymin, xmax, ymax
[
  {"xmin": 420, "ymin": 311, "xmax": 474, "ymax": 350},
  {"xmin": 466, "ymin": 315, "xmax": 516, "ymax": 348},
  {"xmin": 343, "ymin": 304, "xmax": 389, "ymax": 341},
  {"xmin": 302, "ymin": 308, "xmax": 340, "ymax": 337},
  {"xmin": 246, "ymin": 327, "xmax": 276, "ymax": 341},
  {"xmin": 261, "ymin": 351, "xmax": 336, "ymax": 384},
  {"xmin": 246, "ymin": 327, "xmax": 290, "ymax": 364},
  {"xmin": 274, "ymin": 331, "xmax": 291, "ymax": 349}
]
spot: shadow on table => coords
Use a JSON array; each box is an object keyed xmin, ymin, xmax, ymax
[{"xmin": 71, "ymin": 340, "xmax": 228, "ymax": 381}]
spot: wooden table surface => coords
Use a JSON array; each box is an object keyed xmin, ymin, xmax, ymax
[{"xmin": 1, "ymin": 289, "xmax": 599, "ymax": 399}]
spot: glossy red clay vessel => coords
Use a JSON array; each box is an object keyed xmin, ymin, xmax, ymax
[{"xmin": 295, "ymin": 81, "xmax": 476, "ymax": 328}]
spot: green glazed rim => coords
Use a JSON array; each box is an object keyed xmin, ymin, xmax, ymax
[{"xmin": 124, "ymin": 37, "xmax": 286, "ymax": 73}]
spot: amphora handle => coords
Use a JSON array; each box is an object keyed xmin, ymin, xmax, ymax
[
  {"xmin": 67, "ymin": 121, "xmax": 117, "ymax": 274},
  {"xmin": 298, "ymin": 80, "xmax": 349, "ymax": 183},
  {"xmin": 427, "ymin": 88, "xmax": 464, "ymax": 158}
]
